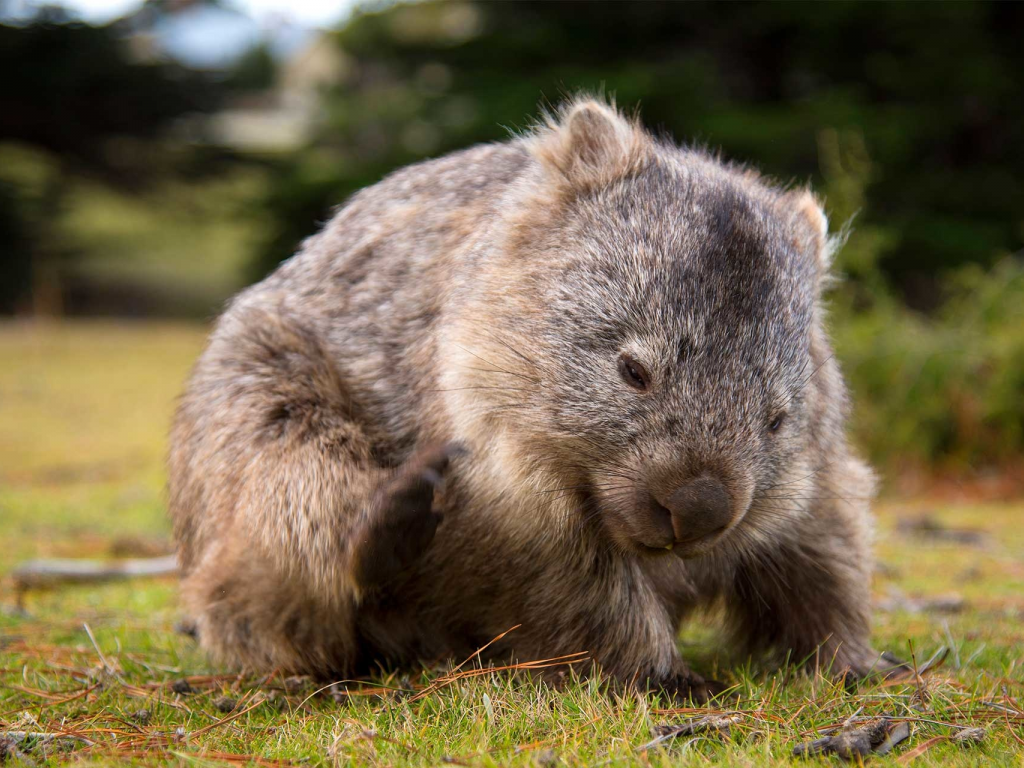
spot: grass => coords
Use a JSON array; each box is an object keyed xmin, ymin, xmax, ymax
[{"xmin": 1, "ymin": 321, "xmax": 1022, "ymax": 766}]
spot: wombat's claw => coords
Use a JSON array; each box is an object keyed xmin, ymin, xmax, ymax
[
  {"xmin": 354, "ymin": 443, "xmax": 463, "ymax": 589},
  {"xmin": 840, "ymin": 650, "xmax": 913, "ymax": 691},
  {"xmin": 661, "ymin": 672, "xmax": 735, "ymax": 705},
  {"xmin": 879, "ymin": 650, "xmax": 913, "ymax": 677}
]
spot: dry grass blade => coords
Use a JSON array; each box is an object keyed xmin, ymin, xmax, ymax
[
  {"xmin": 411, "ymin": 654, "xmax": 589, "ymax": 703},
  {"xmin": 188, "ymin": 697, "xmax": 267, "ymax": 737},
  {"xmin": 896, "ymin": 735, "xmax": 948, "ymax": 763},
  {"xmin": 448, "ymin": 625, "xmax": 521, "ymax": 676},
  {"xmin": 1001, "ymin": 705, "xmax": 1024, "ymax": 747},
  {"xmin": 119, "ymin": 685, "xmax": 194, "ymax": 711},
  {"xmin": 409, "ymin": 650, "xmax": 590, "ymax": 703}
]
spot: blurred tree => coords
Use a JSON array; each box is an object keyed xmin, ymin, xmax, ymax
[
  {"xmin": 250, "ymin": 0, "xmax": 1023, "ymax": 311},
  {"xmin": 0, "ymin": 181, "xmax": 32, "ymax": 314},
  {"xmin": 225, "ymin": 41, "xmax": 278, "ymax": 91},
  {"xmin": 0, "ymin": 11, "xmax": 225, "ymax": 313},
  {"xmin": 0, "ymin": 15, "xmax": 219, "ymax": 177}
]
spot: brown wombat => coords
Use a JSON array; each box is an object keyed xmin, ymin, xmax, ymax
[{"xmin": 168, "ymin": 98, "xmax": 900, "ymax": 700}]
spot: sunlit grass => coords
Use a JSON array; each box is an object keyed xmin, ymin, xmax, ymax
[{"xmin": 1, "ymin": 322, "xmax": 1022, "ymax": 766}]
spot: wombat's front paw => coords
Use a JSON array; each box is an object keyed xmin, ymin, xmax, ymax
[
  {"xmin": 353, "ymin": 442, "xmax": 464, "ymax": 589},
  {"xmin": 658, "ymin": 670, "xmax": 734, "ymax": 705},
  {"xmin": 837, "ymin": 649, "xmax": 912, "ymax": 689}
]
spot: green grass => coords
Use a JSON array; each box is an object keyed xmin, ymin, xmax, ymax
[{"xmin": 1, "ymin": 321, "xmax": 1022, "ymax": 766}]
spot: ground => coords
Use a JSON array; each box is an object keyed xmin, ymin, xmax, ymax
[{"xmin": 1, "ymin": 322, "xmax": 1022, "ymax": 766}]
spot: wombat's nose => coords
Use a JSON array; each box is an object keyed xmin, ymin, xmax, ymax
[{"xmin": 663, "ymin": 475, "xmax": 732, "ymax": 544}]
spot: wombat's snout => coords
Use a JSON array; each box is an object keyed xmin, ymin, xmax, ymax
[{"xmin": 649, "ymin": 475, "xmax": 733, "ymax": 554}]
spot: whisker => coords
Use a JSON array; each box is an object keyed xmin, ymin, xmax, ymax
[
  {"xmin": 430, "ymin": 386, "xmax": 532, "ymax": 393},
  {"xmin": 779, "ymin": 354, "xmax": 834, "ymax": 412},
  {"xmin": 453, "ymin": 343, "xmax": 541, "ymax": 384}
]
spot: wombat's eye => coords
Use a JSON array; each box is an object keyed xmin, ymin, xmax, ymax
[
  {"xmin": 618, "ymin": 354, "xmax": 650, "ymax": 391},
  {"xmin": 768, "ymin": 413, "xmax": 787, "ymax": 433}
]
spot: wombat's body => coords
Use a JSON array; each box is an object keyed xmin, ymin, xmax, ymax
[{"xmin": 169, "ymin": 100, "xmax": 892, "ymax": 697}]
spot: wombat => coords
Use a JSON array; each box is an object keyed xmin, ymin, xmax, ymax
[{"xmin": 168, "ymin": 98, "xmax": 900, "ymax": 700}]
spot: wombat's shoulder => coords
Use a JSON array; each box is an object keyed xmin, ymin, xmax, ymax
[{"xmin": 260, "ymin": 141, "xmax": 530, "ymax": 296}]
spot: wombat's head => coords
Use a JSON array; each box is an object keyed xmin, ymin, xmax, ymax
[{"xmin": 449, "ymin": 99, "xmax": 844, "ymax": 559}]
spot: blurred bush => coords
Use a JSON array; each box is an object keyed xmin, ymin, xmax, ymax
[
  {"xmin": 1, "ymin": 1, "xmax": 1021, "ymax": 476},
  {"xmin": 834, "ymin": 259, "xmax": 1024, "ymax": 474},
  {"xmin": 250, "ymin": 0, "xmax": 1023, "ymax": 308},
  {"xmin": 240, "ymin": 0, "xmax": 1023, "ymax": 476},
  {"xmin": 818, "ymin": 127, "xmax": 1024, "ymax": 475}
]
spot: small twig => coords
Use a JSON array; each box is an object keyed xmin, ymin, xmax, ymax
[
  {"xmin": 982, "ymin": 701, "xmax": 1020, "ymax": 715},
  {"xmin": 1001, "ymin": 687, "xmax": 1024, "ymax": 747},
  {"xmin": 12, "ymin": 555, "xmax": 178, "ymax": 592}
]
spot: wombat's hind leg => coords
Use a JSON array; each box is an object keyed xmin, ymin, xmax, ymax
[
  {"xmin": 179, "ymin": 438, "xmax": 461, "ymax": 676},
  {"xmin": 182, "ymin": 538, "xmax": 356, "ymax": 675},
  {"xmin": 170, "ymin": 307, "xmax": 459, "ymax": 675},
  {"xmin": 353, "ymin": 443, "xmax": 463, "ymax": 591}
]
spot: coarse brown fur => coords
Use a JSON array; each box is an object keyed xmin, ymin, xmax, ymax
[{"xmin": 169, "ymin": 98, "xmax": 899, "ymax": 700}]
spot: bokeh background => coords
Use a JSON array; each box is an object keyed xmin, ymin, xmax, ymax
[
  {"xmin": 2, "ymin": 0, "xmax": 1023, "ymax": 495},
  {"xmin": 3, "ymin": 8, "xmax": 1023, "ymax": 763}
]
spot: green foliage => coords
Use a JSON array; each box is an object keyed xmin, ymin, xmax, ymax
[
  {"xmin": 0, "ymin": 17, "xmax": 220, "ymax": 172},
  {"xmin": 0, "ymin": 13, "xmax": 229, "ymax": 313},
  {"xmin": 835, "ymin": 259, "xmax": 1024, "ymax": 472},
  {"xmin": 250, "ymin": 0, "xmax": 1023, "ymax": 304},
  {"xmin": 225, "ymin": 41, "xmax": 278, "ymax": 91}
]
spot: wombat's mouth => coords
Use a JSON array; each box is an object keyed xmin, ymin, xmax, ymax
[
  {"xmin": 629, "ymin": 525, "xmax": 726, "ymax": 558},
  {"xmin": 669, "ymin": 526, "xmax": 730, "ymax": 559}
]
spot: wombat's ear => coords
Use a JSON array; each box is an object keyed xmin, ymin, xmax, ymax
[
  {"xmin": 528, "ymin": 99, "xmax": 650, "ymax": 190},
  {"xmin": 784, "ymin": 189, "xmax": 836, "ymax": 281}
]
